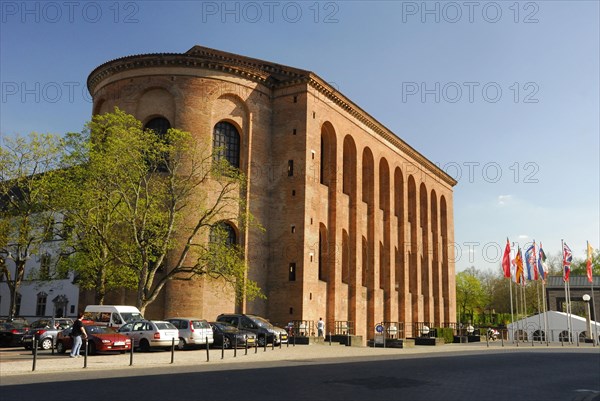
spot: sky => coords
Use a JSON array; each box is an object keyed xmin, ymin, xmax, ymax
[{"xmin": 1, "ymin": 0, "xmax": 598, "ymax": 274}]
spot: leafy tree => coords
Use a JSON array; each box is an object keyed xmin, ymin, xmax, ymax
[
  {"xmin": 455, "ymin": 268, "xmax": 487, "ymax": 324},
  {"xmin": 0, "ymin": 133, "xmax": 66, "ymax": 318},
  {"xmin": 60, "ymin": 109, "xmax": 263, "ymax": 313}
]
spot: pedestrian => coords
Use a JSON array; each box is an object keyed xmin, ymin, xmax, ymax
[
  {"xmin": 70, "ymin": 312, "xmax": 88, "ymax": 358},
  {"xmin": 317, "ymin": 317, "xmax": 325, "ymax": 340}
]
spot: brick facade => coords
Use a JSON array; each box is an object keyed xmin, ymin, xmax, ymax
[{"xmin": 87, "ymin": 45, "xmax": 457, "ymax": 342}]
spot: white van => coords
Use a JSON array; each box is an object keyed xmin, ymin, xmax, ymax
[{"xmin": 83, "ymin": 305, "xmax": 144, "ymax": 328}]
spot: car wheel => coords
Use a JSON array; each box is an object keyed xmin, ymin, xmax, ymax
[
  {"xmin": 87, "ymin": 342, "xmax": 96, "ymax": 356},
  {"xmin": 223, "ymin": 337, "xmax": 231, "ymax": 349},
  {"xmin": 40, "ymin": 338, "xmax": 53, "ymax": 350},
  {"xmin": 258, "ymin": 336, "xmax": 266, "ymax": 347},
  {"xmin": 177, "ymin": 338, "xmax": 186, "ymax": 350},
  {"xmin": 56, "ymin": 341, "xmax": 67, "ymax": 354},
  {"xmin": 139, "ymin": 339, "xmax": 150, "ymax": 352}
]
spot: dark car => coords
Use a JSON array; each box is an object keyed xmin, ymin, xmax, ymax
[
  {"xmin": 216, "ymin": 313, "xmax": 282, "ymax": 346},
  {"xmin": 0, "ymin": 321, "xmax": 30, "ymax": 347},
  {"xmin": 22, "ymin": 318, "xmax": 74, "ymax": 350},
  {"xmin": 209, "ymin": 321, "xmax": 257, "ymax": 349},
  {"xmin": 55, "ymin": 325, "xmax": 132, "ymax": 355}
]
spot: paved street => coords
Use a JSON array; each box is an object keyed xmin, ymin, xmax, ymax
[{"xmin": 1, "ymin": 341, "xmax": 599, "ymax": 401}]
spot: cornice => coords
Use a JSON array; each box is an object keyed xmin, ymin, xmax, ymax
[{"xmin": 87, "ymin": 46, "xmax": 457, "ymax": 188}]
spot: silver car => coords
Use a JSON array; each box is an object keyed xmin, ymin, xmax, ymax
[
  {"xmin": 117, "ymin": 320, "xmax": 178, "ymax": 352},
  {"xmin": 165, "ymin": 318, "xmax": 214, "ymax": 350}
]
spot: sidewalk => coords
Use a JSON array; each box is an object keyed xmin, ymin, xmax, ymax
[{"xmin": 1, "ymin": 340, "xmax": 598, "ymax": 377}]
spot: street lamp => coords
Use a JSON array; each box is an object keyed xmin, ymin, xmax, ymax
[
  {"xmin": 421, "ymin": 325, "xmax": 430, "ymax": 337},
  {"xmin": 582, "ymin": 294, "xmax": 592, "ymax": 341}
]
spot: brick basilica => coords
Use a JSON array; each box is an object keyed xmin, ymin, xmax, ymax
[{"xmin": 85, "ymin": 45, "xmax": 457, "ymax": 341}]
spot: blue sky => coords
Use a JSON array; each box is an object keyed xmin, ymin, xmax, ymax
[{"xmin": 1, "ymin": 1, "xmax": 598, "ymax": 273}]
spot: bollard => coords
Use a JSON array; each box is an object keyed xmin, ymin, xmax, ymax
[
  {"xmin": 279, "ymin": 334, "xmax": 282, "ymax": 349},
  {"xmin": 130, "ymin": 340, "xmax": 134, "ymax": 366},
  {"xmin": 255, "ymin": 336, "xmax": 258, "ymax": 354},
  {"xmin": 531, "ymin": 335, "xmax": 534, "ymax": 347},
  {"xmin": 234, "ymin": 335, "xmax": 237, "ymax": 357},
  {"xmin": 329, "ymin": 332, "xmax": 332, "ymax": 346},
  {"xmin": 245, "ymin": 335, "xmax": 248, "ymax": 355},
  {"xmin": 271, "ymin": 335, "xmax": 274, "ymax": 350},
  {"xmin": 206, "ymin": 336, "xmax": 210, "ymax": 362},
  {"xmin": 83, "ymin": 338, "xmax": 88, "ymax": 368},
  {"xmin": 32, "ymin": 337, "xmax": 38, "ymax": 372},
  {"xmin": 293, "ymin": 333, "xmax": 296, "ymax": 347},
  {"xmin": 51, "ymin": 336, "xmax": 55, "ymax": 355},
  {"xmin": 486, "ymin": 333, "xmax": 489, "ymax": 348},
  {"xmin": 501, "ymin": 330, "xmax": 504, "ymax": 347},
  {"xmin": 264, "ymin": 334, "xmax": 267, "ymax": 352},
  {"xmin": 171, "ymin": 338, "xmax": 175, "ymax": 364},
  {"xmin": 221, "ymin": 337, "xmax": 225, "ymax": 359}
]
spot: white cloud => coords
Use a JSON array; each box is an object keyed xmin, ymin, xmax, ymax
[{"xmin": 497, "ymin": 195, "xmax": 513, "ymax": 206}]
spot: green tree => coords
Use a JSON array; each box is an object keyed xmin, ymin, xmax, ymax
[
  {"xmin": 455, "ymin": 268, "xmax": 487, "ymax": 324},
  {"xmin": 60, "ymin": 109, "xmax": 263, "ymax": 313},
  {"xmin": 0, "ymin": 133, "xmax": 66, "ymax": 318}
]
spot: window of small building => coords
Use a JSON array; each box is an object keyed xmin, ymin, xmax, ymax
[{"xmin": 36, "ymin": 292, "xmax": 47, "ymax": 316}]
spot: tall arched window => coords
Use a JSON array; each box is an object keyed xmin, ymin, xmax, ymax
[
  {"xmin": 144, "ymin": 117, "xmax": 172, "ymax": 171},
  {"xmin": 209, "ymin": 222, "xmax": 237, "ymax": 246},
  {"xmin": 213, "ymin": 121, "xmax": 240, "ymax": 168}
]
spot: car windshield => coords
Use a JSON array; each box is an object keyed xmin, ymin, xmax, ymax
[
  {"xmin": 191, "ymin": 321, "xmax": 210, "ymax": 329},
  {"xmin": 249, "ymin": 316, "xmax": 273, "ymax": 328},
  {"xmin": 121, "ymin": 312, "xmax": 143, "ymax": 323},
  {"xmin": 155, "ymin": 322, "xmax": 176, "ymax": 330}
]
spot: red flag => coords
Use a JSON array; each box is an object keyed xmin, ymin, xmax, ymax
[{"xmin": 502, "ymin": 238, "xmax": 511, "ymax": 278}]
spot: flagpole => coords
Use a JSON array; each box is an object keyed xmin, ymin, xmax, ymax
[
  {"xmin": 592, "ymin": 281, "xmax": 598, "ymax": 346},
  {"xmin": 536, "ymin": 280, "xmax": 542, "ymax": 343},
  {"xmin": 542, "ymin": 279, "xmax": 549, "ymax": 346},
  {"xmin": 567, "ymin": 280, "xmax": 574, "ymax": 344},
  {"xmin": 509, "ymin": 276, "xmax": 514, "ymax": 342}
]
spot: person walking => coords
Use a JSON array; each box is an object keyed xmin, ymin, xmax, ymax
[{"xmin": 70, "ymin": 312, "xmax": 88, "ymax": 358}]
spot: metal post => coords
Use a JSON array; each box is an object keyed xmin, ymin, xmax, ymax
[
  {"xmin": 130, "ymin": 340, "xmax": 134, "ymax": 365},
  {"xmin": 83, "ymin": 338, "xmax": 88, "ymax": 368},
  {"xmin": 171, "ymin": 338, "xmax": 175, "ymax": 364},
  {"xmin": 264, "ymin": 334, "xmax": 267, "ymax": 352},
  {"xmin": 486, "ymin": 332, "xmax": 489, "ymax": 348},
  {"xmin": 206, "ymin": 336, "xmax": 209, "ymax": 362},
  {"xmin": 245, "ymin": 335, "xmax": 248, "ymax": 355},
  {"xmin": 501, "ymin": 330, "xmax": 504, "ymax": 347},
  {"xmin": 329, "ymin": 331, "xmax": 332, "ymax": 346},
  {"xmin": 32, "ymin": 338, "xmax": 37, "ymax": 372},
  {"xmin": 221, "ymin": 338, "xmax": 225, "ymax": 359},
  {"xmin": 255, "ymin": 336, "xmax": 258, "ymax": 354},
  {"xmin": 234, "ymin": 336, "xmax": 237, "ymax": 357}
]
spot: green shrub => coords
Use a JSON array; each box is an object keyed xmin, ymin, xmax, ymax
[{"xmin": 434, "ymin": 327, "xmax": 454, "ymax": 344}]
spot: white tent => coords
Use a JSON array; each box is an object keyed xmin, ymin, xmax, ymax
[{"xmin": 507, "ymin": 311, "xmax": 600, "ymax": 343}]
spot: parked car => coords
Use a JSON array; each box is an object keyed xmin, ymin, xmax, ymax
[
  {"xmin": 216, "ymin": 314, "xmax": 282, "ymax": 346},
  {"xmin": 272, "ymin": 325, "xmax": 289, "ymax": 344},
  {"xmin": 22, "ymin": 318, "xmax": 74, "ymax": 350},
  {"xmin": 0, "ymin": 321, "xmax": 30, "ymax": 347},
  {"xmin": 84, "ymin": 305, "xmax": 144, "ymax": 328},
  {"xmin": 117, "ymin": 320, "xmax": 178, "ymax": 352},
  {"xmin": 165, "ymin": 318, "xmax": 214, "ymax": 350},
  {"xmin": 55, "ymin": 325, "xmax": 132, "ymax": 355},
  {"xmin": 209, "ymin": 321, "xmax": 257, "ymax": 349}
]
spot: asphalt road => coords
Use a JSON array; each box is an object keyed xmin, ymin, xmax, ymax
[{"xmin": 2, "ymin": 348, "xmax": 599, "ymax": 401}]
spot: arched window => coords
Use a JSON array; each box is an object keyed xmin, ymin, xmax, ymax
[
  {"xmin": 213, "ymin": 121, "xmax": 240, "ymax": 168},
  {"xmin": 144, "ymin": 117, "xmax": 172, "ymax": 171},
  {"xmin": 144, "ymin": 117, "xmax": 171, "ymax": 138},
  {"xmin": 209, "ymin": 222, "xmax": 237, "ymax": 246}
]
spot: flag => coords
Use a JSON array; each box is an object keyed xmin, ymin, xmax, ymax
[
  {"xmin": 587, "ymin": 242, "xmax": 594, "ymax": 283},
  {"xmin": 525, "ymin": 242, "xmax": 537, "ymax": 281},
  {"xmin": 502, "ymin": 238, "xmax": 511, "ymax": 278},
  {"xmin": 515, "ymin": 248, "xmax": 525, "ymax": 285},
  {"xmin": 563, "ymin": 242, "xmax": 573, "ymax": 282},
  {"xmin": 537, "ymin": 243, "xmax": 547, "ymax": 280}
]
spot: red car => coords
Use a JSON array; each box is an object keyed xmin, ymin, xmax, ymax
[{"xmin": 56, "ymin": 325, "xmax": 131, "ymax": 355}]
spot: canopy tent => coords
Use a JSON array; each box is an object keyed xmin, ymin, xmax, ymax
[{"xmin": 507, "ymin": 311, "xmax": 600, "ymax": 343}]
